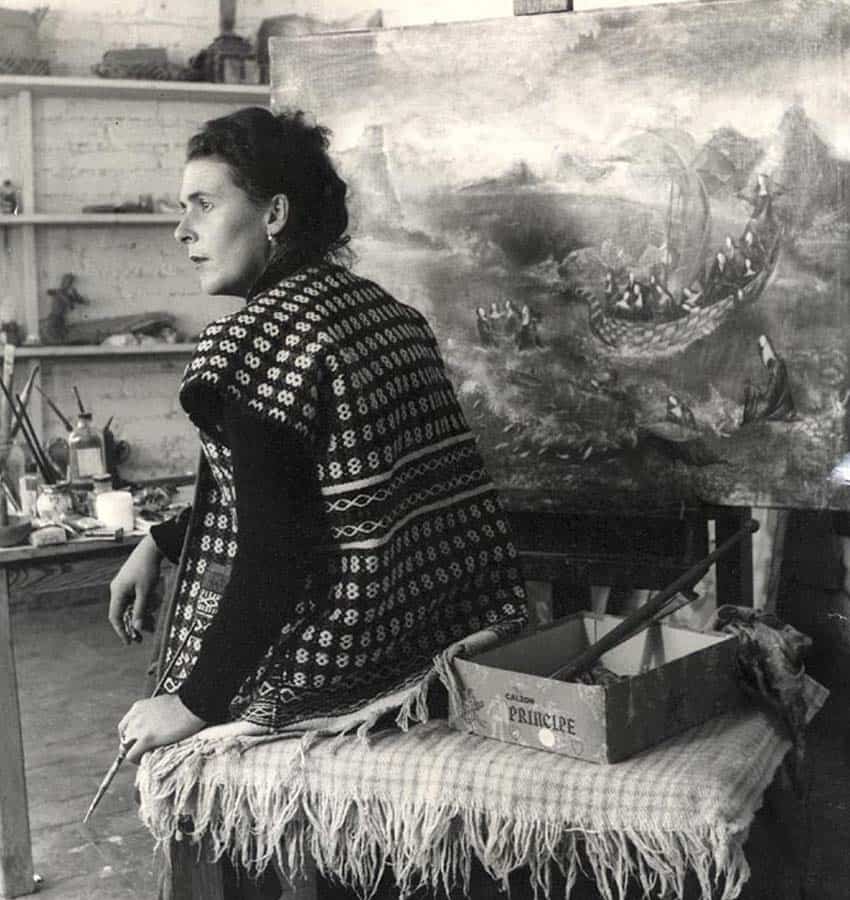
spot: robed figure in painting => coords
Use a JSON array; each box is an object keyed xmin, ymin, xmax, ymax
[{"xmin": 741, "ymin": 334, "xmax": 796, "ymax": 424}]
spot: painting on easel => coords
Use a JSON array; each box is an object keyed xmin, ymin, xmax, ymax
[{"xmin": 270, "ymin": 0, "xmax": 850, "ymax": 510}]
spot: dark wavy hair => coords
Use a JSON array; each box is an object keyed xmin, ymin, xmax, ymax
[{"xmin": 186, "ymin": 106, "xmax": 350, "ymax": 274}]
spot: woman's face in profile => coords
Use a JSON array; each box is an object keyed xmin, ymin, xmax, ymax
[{"xmin": 174, "ymin": 158, "xmax": 270, "ymax": 297}]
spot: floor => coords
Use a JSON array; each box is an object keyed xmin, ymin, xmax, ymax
[
  {"xmin": 13, "ymin": 602, "xmax": 159, "ymax": 899},
  {"xmin": 9, "ymin": 564, "xmax": 850, "ymax": 900}
]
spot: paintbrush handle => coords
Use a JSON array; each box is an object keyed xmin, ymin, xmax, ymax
[
  {"xmin": 10, "ymin": 364, "xmax": 39, "ymax": 440},
  {"xmin": 35, "ymin": 384, "xmax": 73, "ymax": 432},
  {"xmin": 82, "ymin": 621, "xmax": 198, "ymax": 822},
  {"xmin": 15, "ymin": 393, "xmax": 56, "ymax": 484},
  {"xmin": 0, "ymin": 378, "xmax": 52, "ymax": 483},
  {"xmin": 83, "ymin": 741, "xmax": 131, "ymax": 823},
  {"xmin": 550, "ymin": 519, "xmax": 759, "ymax": 682},
  {"xmin": 73, "ymin": 385, "xmax": 85, "ymax": 415}
]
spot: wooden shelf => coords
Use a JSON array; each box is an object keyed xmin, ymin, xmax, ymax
[
  {"xmin": 15, "ymin": 343, "xmax": 195, "ymax": 359},
  {"xmin": 0, "ymin": 213, "xmax": 179, "ymax": 226},
  {"xmin": 0, "ymin": 77, "xmax": 242, "ymax": 444},
  {"xmin": 0, "ymin": 74, "xmax": 268, "ymax": 103}
]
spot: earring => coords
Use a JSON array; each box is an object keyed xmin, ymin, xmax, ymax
[{"xmin": 267, "ymin": 232, "xmax": 275, "ymax": 244}]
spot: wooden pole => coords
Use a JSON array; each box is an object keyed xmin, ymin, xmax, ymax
[
  {"xmin": 0, "ymin": 566, "xmax": 35, "ymax": 897},
  {"xmin": 550, "ymin": 518, "xmax": 760, "ymax": 682},
  {"xmin": 0, "ymin": 344, "xmax": 15, "ymax": 527}
]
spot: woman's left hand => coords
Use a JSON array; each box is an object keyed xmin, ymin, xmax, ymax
[{"xmin": 118, "ymin": 694, "xmax": 207, "ymax": 764}]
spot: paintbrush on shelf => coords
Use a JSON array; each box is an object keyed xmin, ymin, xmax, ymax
[
  {"xmin": 10, "ymin": 364, "xmax": 39, "ymax": 441},
  {"xmin": 73, "ymin": 385, "xmax": 86, "ymax": 415},
  {"xmin": 16, "ymin": 392, "xmax": 58, "ymax": 484},
  {"xmin": 0, "ymin": 378, "xmax": 53, "ymax": 484},
  {"xmin": 35, "ymin": 384, "xmax": 73, "ymax": 432}
]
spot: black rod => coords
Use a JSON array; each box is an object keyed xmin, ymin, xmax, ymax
[{"xmin": 550, "ymin": 518, "xmax": 760, "ymax": 682}]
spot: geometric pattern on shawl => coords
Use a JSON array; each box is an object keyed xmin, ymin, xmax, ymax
[{"xmin": 160, "ymin": 262, "xmax": 528, "ymax": 730}]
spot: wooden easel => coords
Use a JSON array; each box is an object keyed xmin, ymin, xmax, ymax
[{"xmin": 508, "ymin": 503, "xmax": 759, "ymax": 622}]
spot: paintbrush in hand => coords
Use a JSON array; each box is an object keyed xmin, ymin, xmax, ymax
[{"xmin": 83, "ymin": 622, "xmax": 198, "ymax": 823}]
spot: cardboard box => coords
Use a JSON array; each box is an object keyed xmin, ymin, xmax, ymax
[{"xmin": 449, "ymin": 612, "xmax": 740, "ymax": 763}]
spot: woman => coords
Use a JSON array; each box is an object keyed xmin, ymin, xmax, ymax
[{"xmin": 108, "ymin": 107, "xmax": 527, "ymax": 767}]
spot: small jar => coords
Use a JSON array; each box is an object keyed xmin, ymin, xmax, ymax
[
  {"xmin": 68, "ymin": 412, "xmax": 107, "ymax": 480},
  {"xmin": 92, "ymin": 473, "xmax": 113, "ymax": 494},
  {"xmin": 36, "ymin": 482, "xmax": 74, "ymax": 521},
  {"xmin": 88, "ymin": 473, "xmax": 114, "ymax": 516}
]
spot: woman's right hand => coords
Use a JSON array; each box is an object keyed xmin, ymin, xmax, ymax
[{"xmin": 108, "ymin": 533, "xmax": 164, "ymax": 645}]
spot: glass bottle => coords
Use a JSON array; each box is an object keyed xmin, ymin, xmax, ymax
[
  {"xmin": 36, "ymin": 482, "xmax": 74, "ymax": 521},
  {"xmin": 68, "ymin": 412, "xmax": 107, "ymax": 480}
]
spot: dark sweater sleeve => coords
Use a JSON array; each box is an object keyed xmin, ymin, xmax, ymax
[
  {"xmin": 149, "ymin": 506, "xmax": 192, "ymax": 565},
  {"xmin": 178, "ymin": 397, "xmax": 322, "ymax": 724}
]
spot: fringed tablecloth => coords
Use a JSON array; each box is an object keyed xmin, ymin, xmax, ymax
[{"xmin": 137, "ymin": 704, "xmax": 803, "ymax": 900}]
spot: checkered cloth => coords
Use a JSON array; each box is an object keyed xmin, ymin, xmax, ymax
[{"xmin": 137, "ymin": 695, "xmax": 821, "ymax": 900}]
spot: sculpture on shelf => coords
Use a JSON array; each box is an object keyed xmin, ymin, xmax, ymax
[
  {"xmin": 0, "ymin": 321, "xmax": 22, "ymax": 346},
  {"xmin": 0, "ymin": 7, "xmax": 49, "ymax": 76},
  {"xmin": 0, "ymin": 178, "xmax": 20, "ymax": 215},
  {"xmin": 82, "ymin": 194, "xmax": 154, "ymax": 214},
  {"xmin": 189, "ymin": 0, "xmax": 257, "ymax": 84},
  {"xmin": 92, "ymin": 47, "xmax": 196, "ymax": 81},
  {"xmin": 41, "ymin": 273, "xmax": 89, "ymax": 345}
]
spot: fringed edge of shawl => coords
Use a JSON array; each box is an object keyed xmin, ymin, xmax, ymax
[
  {"xmin": 139, "ymin": 757, "xmax": 753, "ymax": 900},
  {"xmin": 136, "ymin": 628, "xmax": 769, "ymax": 900}
]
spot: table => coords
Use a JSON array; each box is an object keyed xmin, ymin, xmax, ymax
[{"xmin": 0, "ymin": 535, "xmax": 144, "ymax": 899}]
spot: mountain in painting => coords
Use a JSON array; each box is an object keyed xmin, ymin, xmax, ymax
[
  {"xmin": 767, "ymin": 104, "xmax": 850, "ymax": 231},
  {"xmin": 694, "ymin": 128, "xmax": 763, "ymax": 199},
  {"xmin": 459, "ymin": 160, "xmax": 539, "ymax": 193}
]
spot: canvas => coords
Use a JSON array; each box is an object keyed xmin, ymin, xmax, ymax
[{"xmin": 270, "ymin": 0, "xmax": 850, "ymax": 511}]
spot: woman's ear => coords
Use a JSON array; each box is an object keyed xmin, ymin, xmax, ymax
[{"xmin": 266, "ymin": 194, "xmax": 289, "ymax": 238}]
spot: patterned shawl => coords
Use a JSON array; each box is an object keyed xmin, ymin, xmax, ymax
[{"xmin": 156, "ymin": 262, "xmax": 527, "ymax": 733}]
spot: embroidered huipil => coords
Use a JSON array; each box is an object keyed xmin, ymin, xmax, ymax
[{"xmin": 159, "ymin": 262, "xmax": 527, "ymax": 730}]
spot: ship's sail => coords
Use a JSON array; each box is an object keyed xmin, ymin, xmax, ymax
[
  {"xmin": 621, "ymin": 128, "xmax": 711, "ymax": 293},
  {"xmin": 620, "ymin": 129, "xmax": 712, "ymax": 296}
]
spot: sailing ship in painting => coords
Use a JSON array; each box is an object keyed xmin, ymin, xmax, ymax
[
  {"xmin": 473, "ymin": 131, "xmax": 785, "ymax": 361},
  {"xmin": 337, "ymin": 104, "xmax": 849, "ymax": 507},
  {"xmin": 427, "ymin": 108, "xmax": 848, "ymax": 506},
  {"xmin": 581, "ymin": 191, "xmax": 782, "ymax": 359}
]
